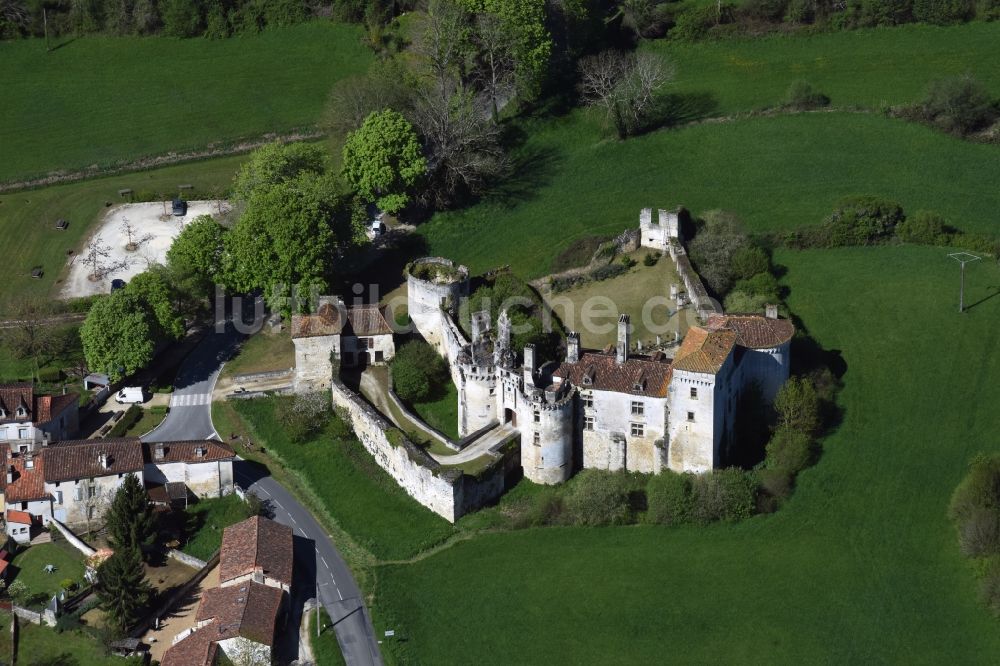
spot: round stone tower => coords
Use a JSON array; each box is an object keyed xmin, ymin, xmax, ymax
[
  {"xmin": 405, "ymin": 257, "xmax": 470, "ymax": 349},
  {"xmin": 520, "ymin": 386, "xmax": 575, "ymax": 485}
]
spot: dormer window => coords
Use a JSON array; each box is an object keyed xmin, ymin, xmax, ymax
[
  {"xmin": 15, "ymin": 407, "xmax": 26, "ymax": 418},
  {"xmin": 0, "ymin": 408, "xmax": 6, "ymax": 418}
]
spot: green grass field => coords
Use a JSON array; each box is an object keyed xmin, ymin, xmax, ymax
[
  {"xmin": 0, "ymin": 22, "xmax": 371, "ymax": 184},
  {"xmin": 11, "ymin": 541, "xmax": 86, "ymax": 606},
  {"xmin": 651, "ymin": 22, "xmax": 1000, "ymax": 116},
  {"xmin": 410, "ymin": 382, "xmax": 460, "ymax": 441},
  {"xmin": 180, "ymin": 493, "xmax": 253, "ymax": 561},
  {"xmin": 372, "ymin": 245, "xmax": 1000, "ymax": 664},
  {"xmin": 233, "ymin": 397, "xmax": 454, "ymax": 560},
  {"xmin": 419, "ymin": 112, "xmax": 1000, "ymax": 278},
  {"xmin": 17, "ymin": 623, "xmax": 107, "ymax": 665},
  {"xmin": 0, "ymin": 154, "xmax": 245, "ymax": 304}
]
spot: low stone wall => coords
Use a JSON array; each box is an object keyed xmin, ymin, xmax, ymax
[
  {"xmin": 671, "ymin": 248, "xmax": 720, "ymax": 319},
  {"xmin": 131, "ymin": 551, "xmax": 221, "ymax": 639},
  {"xmin": 167, "ymin": 549, "xmax": 208, "ymax": 570},
  {"xmin": 532, "ymin": 228, "xmax": 640, "ymax": 288},
  {"xmin": 232, "ymin": 368, "xmax": 293, "ymax": 383},
  {"xmin": 331, "ymin": 377, "xmax": 512, "ymax": 523}
]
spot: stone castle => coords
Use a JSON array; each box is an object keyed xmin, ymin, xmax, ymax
[{"xmin": 406, "ymin": 209, "xmax": 795, "ymax": 484}]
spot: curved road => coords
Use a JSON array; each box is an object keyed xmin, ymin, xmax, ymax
[{"xmin": 144, "ymin": 315, "xmax": 382, "ymax": 666}]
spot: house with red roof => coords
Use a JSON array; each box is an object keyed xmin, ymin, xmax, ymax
[{"xmin": 0, "ymin": 383, "xmax": 79, "ymax": 446}]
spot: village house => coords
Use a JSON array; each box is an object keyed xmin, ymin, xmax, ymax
[
  {"xmin": 0, "ymin": 383, "xmax": 79, "ymax": 445},
  {"xmin": 0, "ymin": 437, "xmax": 235, "ymax": 528},
  {"xmin": 162, "ymin": 515, "xmax": 293, "ymax": 666}
]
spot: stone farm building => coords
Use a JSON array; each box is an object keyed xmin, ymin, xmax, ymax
[
  {"xmin": 162, "ymin": 516, "xmax": 293, "ymax": 666},
  {"xmin": 0, "ymin": 383, "xmax": 79, "ymax": 444},
  {"xmin": 0, "ymin": 436, "xmax": 235, "ymax": 527}
]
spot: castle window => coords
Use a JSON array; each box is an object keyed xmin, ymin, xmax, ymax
[
  {"xmin": 690, "ymin": 387, "xmax": 698, "ymax": 399},
  {"xmin": 630, "ymin": 423, "xmax": 644, "ymax": 437},
  {"xmin": 533, "ymin": 410, "xmax": 540, "ymax": 423},
  {"xmin": 584, "ymin": 416, "xmax": 594, "ymax": 431},
  {"xmin": 630, "ymin": 401, "xmax": 644, "ymax": 416},
  {"xmin": 582, "ymin": 393, "xmax": 593, "ymax": 409},
  {"xmin": 687, "ymin": 411, "xmax": 695, "ymax": 422},
  {"xmin": 533, "ymin": 432, "xmax": 541, "ymax": 446}
]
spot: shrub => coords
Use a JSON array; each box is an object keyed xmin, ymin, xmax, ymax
[
  {"xmin": 108, "ymin": 404, "xmax": 143, "ymax": 438},
  {"xmin": 724, "ymin": 289, "xmax": 771, "ymax": 314},
  {"xmin": 980, "ymin": 561, "xmax": 1000, "ymax": 615},
  {"xmin": 391, "ymin": 341, "xmax": 449, "ymax": 403},
  {"xmin": 846, "ymin": 0, "xmax": 914, "ymax": 26},
  {"xmin": 785, "ymin": 81, "xmax": 831, "ymax": 110},
  {"xmin": 784, "ymin": 0, "xmax": 816, "ymax": 22},
  {"xmin": 916, "ymin": 75, "xmax": 997, "ymax": 136},
  {"xmin": 896, "ymin": 210, "xmax": 949, "ymax": 244},
  {"xmin": 958, "ymin": 508, "xmax": 1000, "ymax": 557},
  {"xmin": 671, "ymin": 4, "xmax": 723, "ymax": 40},
  {"xmin": 740, "ymin": 0, "xmax": 790, "ymax": 21},
  {"xmin": 621, "ymin": 256, "xmax": 638, "ymax": 269},
  {"xmin": 563, "ymin": 470, "xmax": 641, "ymax": 526},
  {"xmin": 732, "ymin": 272, "xmax": 781, "ymax": 301},
  {"xmin": 949, "ymin": 454, "xmax": 1000, "ymax": 555},
  {"xmin": 977, "ymin": 0, "xmax": 1000, "ymax": 19},
  {"xmin": 730, "ymin": 246, "xmax": 770, "ymax": 281},
  {"xmin": 813, "ymin": 196, "xmax": 905, "ymax": 247},
  {"xmin": 765, "ymin": 426, "xmax": 815, "ymax": 475},
  {"xmin": 690, "ymin": 468, "xmax": 757, "ymax": 524},
  {"xmin": 590, "ymin": 264, "xmax": 629, "ymax": 282},
  {"xmin": 59, "ymin": 578, "xmax": 77, "ymax": 592},
  {"xmin": 757, "ymin": 467, "xmax": 794, "ymax": 504},
  {"xmin": 37, "ymin": 367, "xmax": 63, "ymax": 382},
  {"xmin": 689, "ymin": 210, "xmax": 752, "ymax": 295},
  {"xmin": 912, "ymin": 0, "xmax": 973, "ymax": 23},
  {"xmin": 643, "ymin": 252, "xmax": 661, "ymax": 267},
  {"xmin": 774, "ymin": 377, "xmax": 821, "ymax": 436},
  {"xmin": 551, "ymin": 275, "xmax": 587, "ymax": 293},
  {"xmin": 646, "ymin": 471, "xmax": 694, "ymax": 525}
]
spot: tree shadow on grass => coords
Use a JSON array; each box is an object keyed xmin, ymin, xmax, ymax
[{"xmin": 630, "ymin": 91, "xmax": 721, "ymax": 138}]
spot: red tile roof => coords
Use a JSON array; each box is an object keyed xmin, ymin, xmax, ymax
[
  {"xmin": 291, "ymin": 302, "xmax": 344, "ymax": 339},
  {"xmin": 671, "ymin": 327, "xmax": 738, "ymax": 374},
  {"xmin": 553, "ymin": 352, "xmax": 673, "ymax": 398},
  {"xmin": 6, "ymin": 509, "xmax": 33, "ymax": 525},
  {"xmin": 346, "ymin": 305, "xmax": 393, "ymax": 337},
  {"xmin": 44, "ymin": 438, "xmax": 144, "ymax": 482},
  {"xmin": 142, "ymin": 440, "xmax": 235, "ymax": 464},
  {"xmin": 706, "ymin": 314, "xmax": 795, "ymax": 349},
  {"xmin": 0, "ymin": 446, "xmax": 49, "ymax": 503},
  {"xmin": 219, "ymin": 516, "xmax": 293, "ymax": 588},
  {"xmin": 0, "ymin": 384, "xmax": 78, "ymax": 425},
  {"xmin": 196, "ymin": 581, "xmax": 284, "ymax": 646},
  {"xmin": 160, "ymin": 626, "xmax": 219, "ymax": 666}
]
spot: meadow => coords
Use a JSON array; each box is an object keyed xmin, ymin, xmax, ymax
[
  {"xmin": 652, "ymin": 22, "xmax": 1000, "ymax": 115},
  {"xmin": 419, "ymin": 112, "xmax": 1000, "ymax": 277},
  {"xmin": 372, "ymin": 244, "xmax": 1000, "ymax": 663},
  {"xmin": 0, "ymin": 22, "xmax": 371, "ymax": 184},
  {"xmin": 0, "ymin": 154, "xmax": 244, "ymax": 304}
]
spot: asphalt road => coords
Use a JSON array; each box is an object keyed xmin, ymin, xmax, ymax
[{"xmin": 142, "ymin": 310, "xmax": 383, "ymax": 665}]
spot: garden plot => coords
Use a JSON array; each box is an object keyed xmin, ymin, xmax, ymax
[{"xmin": 62, "ymin": 200, "xmax": 228, "ymax": 299}]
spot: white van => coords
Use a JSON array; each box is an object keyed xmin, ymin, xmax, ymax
[
  {"xmin": 371, "ymin": 219, "xmax": 386, "ymax": 236},
  {"xmin": 115, "ymin": 387, "xmax": 144, "ymax": 404}
]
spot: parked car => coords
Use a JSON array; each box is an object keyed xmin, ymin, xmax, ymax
[
  {"xmin": 371, "ymin": 219, "xmax": 386, "ymax": 236},
  {"xmin": 115, "ymin": 387, "xmax": 144, "ymax": 404}
]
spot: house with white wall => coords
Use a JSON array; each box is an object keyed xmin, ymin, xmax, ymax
[{"xmin": 0, "ymin": 384, "xmax": 79, "ymax": 445}]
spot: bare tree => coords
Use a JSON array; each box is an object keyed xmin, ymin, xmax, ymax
[
  {"xmin": 323, "ymin": 60, "xmax": 413, "ymax": 135},
  {"xmin": 471, "ymin": 13, "xmax": 517, "ymax": 122},
  {"xmin": 83, "ymin": 235, "xmax": 113, "ymax": 280},
  {"xmin": 120, "ymin": 217, "xmax": 139, "ymax": 251},
  {"xmin": 414, "ymin": 0, "xmax": 472, "ymax": 102},
  {"xmin": 411, "ymin": 81, "xmax": 510, "ymax": 208},
  {"xmin": 0, "ymin": 297, "xmax": 55, "ymax": 376},
  {"xmin": 579, "ymin": 50, "xmax": 674, "ymax": 139}
]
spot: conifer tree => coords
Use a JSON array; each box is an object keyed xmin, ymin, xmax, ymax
[
  {"xmin": 106, "ymin": 473, "xmax": 156, "ymax": 554},
  {"xmin": 97, "ymin": 546, "xmax": 152, "ymax": 631}
]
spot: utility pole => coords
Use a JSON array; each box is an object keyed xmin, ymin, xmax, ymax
[
  {"xmin": 43, "ymin": 7, "xmax": 50, "ymax": 52},
  {"xmin": 948, "ymin": 252, "xmax": 981, "ymax": 313}
]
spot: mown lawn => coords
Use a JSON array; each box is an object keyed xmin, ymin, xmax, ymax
[
  {"xmin": 17, "ymin": 623, "xmax": 107, "ymax": 665},
  {"xmin": 0, "ymin": 154, "xmax": 245, "ymax": 304},
  {"xmin": 232, "ymin": 397, "xmax": 454, "ymax": 560},
  {"xmin": 419, "ymin": 112, "xmax": 1000, "ymax": 278},
  {"xmin": 221, "ymin": 328, "xmax": 295, "ymax": 378},
  {"xmin": 651, "ymin": 21, "xmax": 1000, "ymax": 116},
  {"xmin": 372, "ymin": 245, "xmax": 1000, "ymax": 664},
  {"xmin": 313, "ymin": 608, "xmax": 348, "ymax": 666},
  {"xmin": 180, "ymin": 493, "xmax": 253, "ymax": 562},
  {"xmin": 10, "ymin": 540, "xmax": 86, "ymax": 606},
  {"xmin": 0, "ymin": 22, "xmax": 371, "ymax": 184},
  {"xmin": 410, "ymin": 382, "xmax": 460, "ymax": 441}
]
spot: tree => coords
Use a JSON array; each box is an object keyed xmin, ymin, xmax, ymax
[
  {"xmin": 165, "ymin": 214, "xmax": 227, "ymax": 300},
  {"xmin": 774, "ymin": 376, "xmax": 821, "ymax": 436},
  {"xmin": 917, "ymin": 74, "xmax": 997, "ymax": 136},
  {"xmin": 125, "ymin": 267, "xmax": 185, "ymax": 340},
  {"xmin": 106, "ymin": 473, "xmax": 156, "ymax": 554},
  {"xmin": 415, "ymin": 0, "xmax": 473, "ymax": 101},
  {"xmin": 765, "ymin": 426, "xmax": 815, "ymax": 475},
  {"xmin": 278, "ymin": 392, "xmax": 331, "ymax": 444},
  {"xmin": 323, "ymin": 60, "xmax": 414, "ymax": 136},
  {"xmin": 80, "ymin": 291, "xmax": 163, "ymax": 380},
  {"xmin": 391, "ymin": 340, "xmax": 449, "ymax": 403},
  {"xmin": 688, "ymin": 211, "xmax": 751, "ymax": 296},
  {"xmin": 342, "ymin": 109, "xmax": 427, "ymax": 214},
  {"xmin": 82, "ymin": 234, "xmax": 112, "ymax": 280},
  {"xmin": 160, "ymin": 0, "xmax": 202, "ymax": 37},
  {"xmin": 471, "ymin": 13, "xmax": 516, "ymax": 122},
  {"xmin": 223, "ymin": 172, "xmax": 360, "ymax": 310},
  {"xmin": 579, "ymin": 50, "xmax": 674, "ymax": 139},
  {"xmin": 231, "ymin": 141, "xmax": 326, "ymax": 203},
  {"xmin": 97, "ymin": 545, "xmax": 152, "ymax": 631},
  {"xmin": 0, "ymin": 296, "xmax": 55, "ymax": 375}
]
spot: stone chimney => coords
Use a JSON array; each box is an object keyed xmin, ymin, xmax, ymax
[
  {"xmin": 154, "ymin": 443, "xmax": 165, "ymax": 461},
  {"xmin": 495, "ymin": 309, "xmax": 512, "ymax": 367},
  {"xmin": 6, "ymin": 466, "xmax": 12, "ymax": 485},
  {"xmin": 566, "ymin": 332, "xmax": 580, "ymax": 363},
  {"xmin": 765, "ymin": 304, "xmax": 779, "ymax": 319},
  {"xmin": 523, "ymin": 344, "xmax": 536, "ymax": 389},
  {"xmin": 616, "ymin": 315, "xmax": 630, "ymax": 365},
  {"xmin": 471, "ymin": 310, "xmax": 490, "ymax": 346},
  {"xmin": 98, "ymin": 452, "xmax": 108, "ymax": 469}
]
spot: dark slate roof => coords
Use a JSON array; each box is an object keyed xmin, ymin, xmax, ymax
[
  {"xmin": 219, "ymin": 516, "xmax": 294, "ymax": 588},
  {"xmin": 43, "ymin": 438, "xmax": 144, "ymax": 482},
  {"xmin": 553, "ymin": 351, "xmax": 673, "ymax": 398}
]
